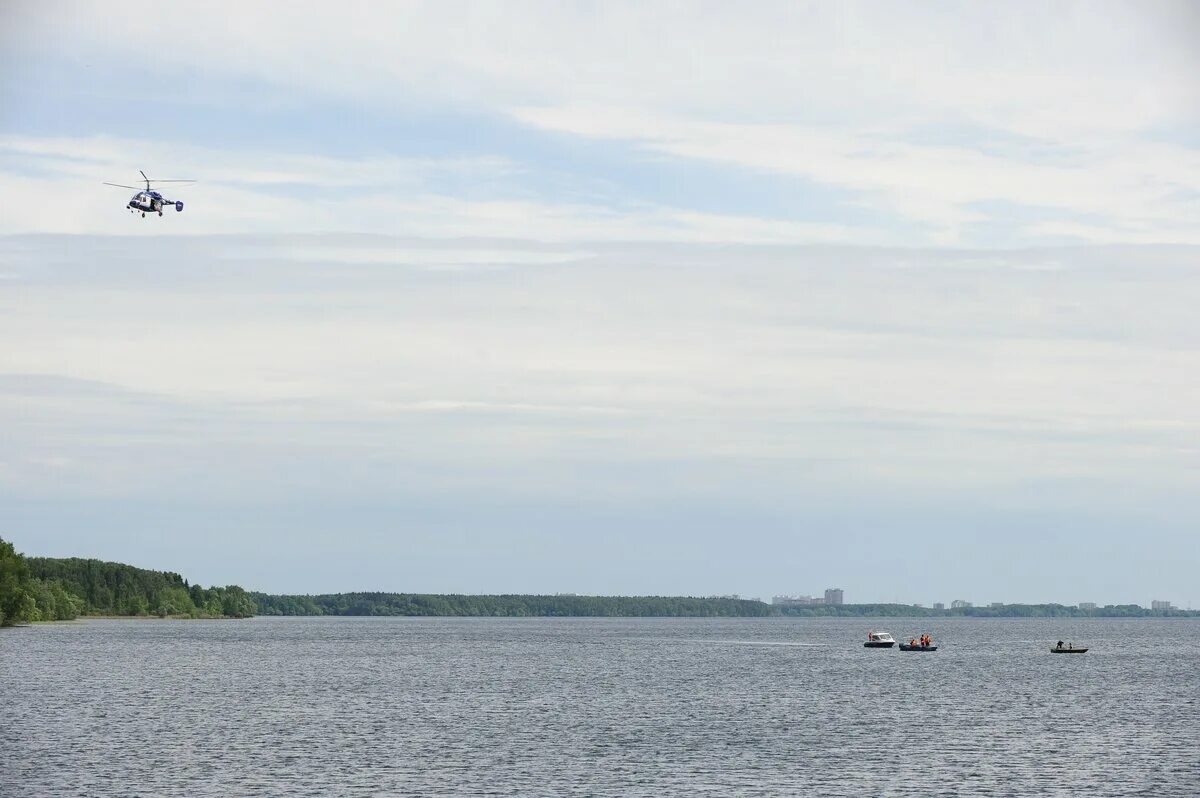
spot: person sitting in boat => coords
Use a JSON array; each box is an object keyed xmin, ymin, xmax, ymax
[{"xmin": 1057, "ymin": 640, "xmax": 1064, "ymax": 649}]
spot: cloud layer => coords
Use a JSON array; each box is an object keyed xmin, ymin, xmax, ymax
[
  {"xmin": 3, "ymin": 236, "xmax": 1198, "ymax": 600},
  {"xmin": 3, "ymin": 2, "xmax": 1198, "ymax": 244}
]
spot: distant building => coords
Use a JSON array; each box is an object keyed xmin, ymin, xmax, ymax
[
  {"xmin": 951, "ymin": 599, "xmax": 972, "ymax": 609},
  {"xmin": 1078, "ymin": 602, "xmax": 1097, "ymax": 610},
  {"xmin": 1151, "ymin": 600, "xmax": 1174, "ymax": 610},
  {"xmin": 772, "ymin": 595, "xmax": 820, "ymax": 606},
  {"xmin": 933, "ymin": 602, "xmax": 945, "ymax": 610},
  {"xmin": 773, "ymin": 589, "xmax": 845, "ymax": 607},
  {"xmin": 990, "ymin": 602, "xmax": 1005, "ymax": 608}
]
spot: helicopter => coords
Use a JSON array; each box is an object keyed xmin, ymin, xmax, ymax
[{"xmin": 103, "ymin": 170, "xmax": 195, "ymax": 217}]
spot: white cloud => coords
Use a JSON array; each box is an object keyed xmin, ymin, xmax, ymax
[
  {"xmin": 0, "ymin": 134, "xmax": 868, "ymax": 242},
  {"xmin": 5, "ymin": 2, "xmax": 1197, "ymax": 244},
  {"xmin": 19, "ymin": 3, "xmax": 1196, "ymax": 130},
  {"xmin": 510, "ymin": 105, "xmax": 1200, "ymax": 244},
  {"xmin": 3, "ymin": 236, "xmax": 1199, "ymax": 502}
]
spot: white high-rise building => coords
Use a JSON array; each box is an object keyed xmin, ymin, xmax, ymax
[{"xmin": 824, "ymin": 588, "xmax": 844, "ymax": 605}]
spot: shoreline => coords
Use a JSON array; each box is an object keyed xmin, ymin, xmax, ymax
[
  {"xmin": 81, "ymin": 613, "xmax": 1200, "ymax": 621},
  {"xmin": 12, "ymin": 613, "xmax": 1199, "ymax": 627},
  {"xmin": 20, "ymin": 614, "xmax": 247, "ymax": 625}
]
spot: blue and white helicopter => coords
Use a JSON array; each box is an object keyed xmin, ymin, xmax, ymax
[{"xmin": 104, "ymin": 170, "xmax": 195, "ymax": 217}]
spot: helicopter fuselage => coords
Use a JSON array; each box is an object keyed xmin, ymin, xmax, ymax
[{"xmin": 127, "ymin": 190, "xmax": 184, "ymax": 216}]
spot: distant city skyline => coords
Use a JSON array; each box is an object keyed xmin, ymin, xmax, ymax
[
  {"xmin": 767, "ymin": 595, "xmax": 1183, "ymax": 609},
  {"xmin": 772, "ymin": 588, "xmax": 844, "ymax": 607}
]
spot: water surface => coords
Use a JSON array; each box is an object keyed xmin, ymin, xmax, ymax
[{"xmin": 3, "ymin": 617, "xmax": 1196, "ymax": 796}]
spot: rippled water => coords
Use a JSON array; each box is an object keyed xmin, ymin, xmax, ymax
[{"xmin": 3, "ymin": 617, "xmax": 1197, "ymax": 796}]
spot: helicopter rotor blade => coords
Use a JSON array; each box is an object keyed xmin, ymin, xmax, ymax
[
  {"xmin": 103, "ymin": 183, "xmax": 140, "ymax": 189},
  {"xmin": 146, "ymin": 179, "xmax": 197, "ymax": 183}
]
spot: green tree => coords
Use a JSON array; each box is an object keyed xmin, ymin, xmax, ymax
[
  {"xmin": 25, "ymin": 555, "xmax": 253, "ymax": 619},
  {"xmin": 0, "ymin": 536, "xmax": 38, "ymax": 626}
]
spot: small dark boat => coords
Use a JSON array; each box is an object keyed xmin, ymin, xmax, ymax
[
  {"xmin": 1051, "ymin": 647, "xmax": 1088, "ymax": 654},
  {"xmin": 898, "ymin": 644, "xmax": 938, "ymax": 651}
]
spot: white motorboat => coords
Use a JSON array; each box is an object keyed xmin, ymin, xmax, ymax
[{"xmin": 864, "ymin": 631, "xmax": 896, "ymax": 648}]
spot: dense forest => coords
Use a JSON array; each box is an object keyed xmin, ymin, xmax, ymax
[
  {"xmin": 0, "ymin": 536, "xmax": 254, "ymax": 625},
  {"xmin": 1, "ymin": 537, "xmax": 89, "ymax": 625},
  {"xmin": 27, "ymin": 557, "xmax": 256, "ymax": 619},
  {"xmin": 252, "ymin": 592, "xmax": 774, "ymax": 617}
]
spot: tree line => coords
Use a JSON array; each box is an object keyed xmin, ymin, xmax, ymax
[
  {"xmin": 5, "ymin": 535, "xmax": 1194, "ymax": 624},
  {"xmin": 252, "ymin": 592, "xmax": 775, "ymax": 617},
  {"xmin": 0, "ymin": 536, "xmax": 254, "ymax": 625}
]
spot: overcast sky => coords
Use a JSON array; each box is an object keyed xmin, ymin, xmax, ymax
[{"xmin": 2, "ymin": 2, "xmax": 1198, "ymax": 604}]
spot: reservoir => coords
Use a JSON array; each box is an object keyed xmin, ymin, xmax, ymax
[{"xmin": 3, "ymin": 616, "xmax": 1197, "ymax": 796}]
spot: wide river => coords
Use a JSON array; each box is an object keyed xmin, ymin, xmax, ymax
[{"xmin": 2, "ymin": 616, "xmax": 1197, "ymax": 796}]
